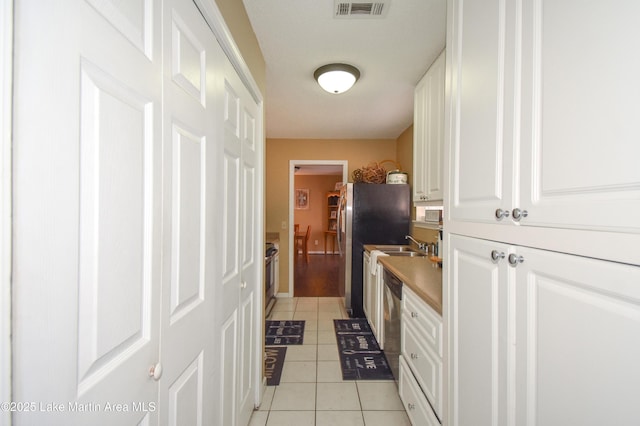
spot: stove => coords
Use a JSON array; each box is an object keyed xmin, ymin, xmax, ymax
[{"xmin": 265, "ymin": 242, "xmax": 278, "ymax": 317}]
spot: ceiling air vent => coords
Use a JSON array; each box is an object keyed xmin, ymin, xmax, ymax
[{"xmin": 334, "ymin": 1, "xmax": 389, "ymax": 18}]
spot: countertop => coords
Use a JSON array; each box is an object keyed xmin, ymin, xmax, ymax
[{"xmin": 364, "ymin": 244, "xmax": 443, "ymax": 315}]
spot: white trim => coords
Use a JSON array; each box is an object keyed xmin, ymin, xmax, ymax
[
  {"xmin": 1, "ymin": 0, "xmax": 12, "ymax": 423},
  {"xmin": 192, "ymin": 0, "xmax": 266, "ymax": 413},
  {"xmin": 288, "ymin": 160, "xmax": 348, "ymax": 297},
  {"xmin": 193, "ymin": 0, "xmax": 263, "ymax": 105}
]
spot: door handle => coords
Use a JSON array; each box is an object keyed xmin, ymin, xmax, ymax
[{"xmin": 149, "ymin": 363, "xmax": 163, "ymax": 381}]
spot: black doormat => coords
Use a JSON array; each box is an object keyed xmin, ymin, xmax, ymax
[
  {"xmin": 265, "ymin": 346, "xmax": 287, "ymax": 386},
  {"xmin": 265, "ymin": 320, "xmax": 305, "ymax": 345},
  {"xmin": 334, "ymin": 319, "xmax": 394, "ymax": 381}
]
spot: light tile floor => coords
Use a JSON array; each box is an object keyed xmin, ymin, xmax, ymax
[{"xmin": 250, "ymin": 297, "xmax": 411, "ymax": 426}]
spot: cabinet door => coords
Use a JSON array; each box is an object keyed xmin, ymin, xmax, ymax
[
  {"xmin": 447, "ymin": 0, "xmax": 516, "ymax": 223},
  {"xmin": 414, "ymin": 50, "xmax": 445, "ymax": 203},
  {"xmin": 373, "ymin": 262, "xmax": 384, "ymax": 347},
  {"xmin": 400, "ymin": 355, "xmax": 441, "ymax": 426},
  {"xmin": 517, "ymin": 1, "xmax": 640, "ymax": 234},
  {"xmin": 514, "ymin": 246, "xmax": 640, "ymax": 426},
  {"xmin": 424, "ymin": 50, "xmax": 445, "ymax": 202},
  {"xmin": 363, "ymin": 252, "xmax": 372, "ymax": 322},
  {"xmin": 413, "ymin": 75, "xmax": 428, "ymax": 201},
  {"xmin": 448, "ymin": 234, "xmax": 510, "ymax": 426}
]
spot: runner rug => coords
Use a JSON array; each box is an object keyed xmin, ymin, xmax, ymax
[
  {"xmin": 264, "ymin": 346, "xmax": 287, "ymax": 386},
  {"xmin": 265, "ymin": 320, "xmax": 305, "ymax": 345},
  {"xmin": 333, "ymin": 319, "xmax": 394, "ymax": 381}
]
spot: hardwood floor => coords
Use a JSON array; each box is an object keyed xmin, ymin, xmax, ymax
[{"xmin": 294, "ymin": 254, "xmax": 340, "ymax": 297}]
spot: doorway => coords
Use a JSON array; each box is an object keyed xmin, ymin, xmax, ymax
[{"xmin": 288, "ymin": 160, "xmax": 348, "ymax": 297}]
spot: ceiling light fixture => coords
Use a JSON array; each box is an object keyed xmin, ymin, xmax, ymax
[{"xmin": 313, "ymin": 63, "xmax": 360, "ymax": 94}]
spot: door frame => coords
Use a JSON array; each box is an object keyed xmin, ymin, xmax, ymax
[
  {"xmin": 1, "ymin": 0, "xmax": 12, "ymax": 423},
  {"xmin": 287, "ymin": 160, "xmax": 348, "ymax": 297}
]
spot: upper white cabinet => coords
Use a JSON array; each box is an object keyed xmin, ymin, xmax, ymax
[
  {"xmin": 414, "ymin": 50, "xmax": 445, "ymax": 204},
  {"xmin": 447, "ymin": 0, "xmax": 640, "ymax": 234}
]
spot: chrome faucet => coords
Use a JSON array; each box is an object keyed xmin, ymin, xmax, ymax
[{"xmin": 405, "ymin": 235, "xmax": 427, "ymax": 251}]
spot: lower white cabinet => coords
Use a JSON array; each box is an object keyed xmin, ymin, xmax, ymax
[
  {"xmin": 363, "ymin": 251, "xmax": 383, "ymax": 347},
  {"xmin": 401, "ymin": 285, "xmax": 443, "ymax": 423},
  {"xmin": 400, "ymin": 355, "xmax": 441, "ymax": 426},
  {"xmin": 448, "ymin": 234, "xmax": 640, "ymax": 426}
]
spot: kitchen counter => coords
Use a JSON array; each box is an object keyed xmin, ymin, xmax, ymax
[{"xmin": 364, "ymin": 245, "xmax": 443, "ymax": 315}]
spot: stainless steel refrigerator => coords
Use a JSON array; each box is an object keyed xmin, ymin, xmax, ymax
[{"xmin": 337, "ymin": 183, "xmax": 410, "ymax": 317}]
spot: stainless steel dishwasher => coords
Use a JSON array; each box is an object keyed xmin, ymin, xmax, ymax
[{"xmin": 383, "ymin": 267, "xmax": 402, "ymax": 386}]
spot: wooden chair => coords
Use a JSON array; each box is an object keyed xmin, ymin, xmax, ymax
[{"xmin": 294, "ymin": 225, "xmax": 311, "ymax": 262}]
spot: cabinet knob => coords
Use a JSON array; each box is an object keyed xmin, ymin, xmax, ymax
[
  {"xmin": 410, "ymin": 353, "xmax": 419, "ymax": 360},
  {"xmin": 149, "ymin": 363, "xmax": 163, "ymax": 381},
  {"xmin": 490, "ymin": 250, "xmax": 505, "ymax": 262},
  {"xmin": 408, "ymin": 403, "xmax": 416, "ymax": 410},
  {"xmin": 240, "ymin": 281, "xmax": 247, "ymax": 289},
  {"xmin": 508, "ymin": 254, "xmax": 524, "ymax": 266},
  {"xmin": 495, "ymin": 208, "xmax": 510, "ymax": 220},
  {"xmin": 512, "ymin": 208, "xmax": 529, "ymax": 221},
  {"xmin": 411, "ymin": 311, "xmax": 418, "ymax": 319}
]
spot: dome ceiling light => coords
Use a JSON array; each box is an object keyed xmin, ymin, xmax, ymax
[{"xmin": 313, "ymin": 63, "xmax": 360, "ymax": 94}]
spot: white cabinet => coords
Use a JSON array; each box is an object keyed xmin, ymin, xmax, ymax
[
  {"xmin": 447, "ymin": 0, "xmax": 640, "ymax": 233},
  {"xmin": 363, "ymin": 251, "xmax": 383, "ymax": 347},
  {"xmin": 448, "ymin": 234, "xmax": 640, "ymax": 426},
  {"xmin": 400, "ymin": 356, "xmax": 441, "ymax": 426},
  {"xmin": 401, "ymin": 285, "xmax": 443, "ymax": 422},
  {"xmin": 414, "ymin": 50, "xmax": 445, "ymax": 204},
  {"xmin": 363, "ymin": 252, "xmax": 373, "ymax": 324},
  {"xmin": 445, "ymin": 1, "xmax": 640, "ymax": 425},
  {"xmin": 447, "ymin": 236, "xmax": 510, "ymax": 426}
]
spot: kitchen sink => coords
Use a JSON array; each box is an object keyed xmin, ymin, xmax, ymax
[
  {"xmin": 374, "ymin": 245, "xmax": 415, "ymax": 252},
  {"xmin": 381, "ymin": 251, "xmax": 427, "ymax": 257}
]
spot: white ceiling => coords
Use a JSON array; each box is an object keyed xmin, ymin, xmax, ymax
[{"xmin": 242, "ymin": 0, "xmax": 447, "ymax": 140}]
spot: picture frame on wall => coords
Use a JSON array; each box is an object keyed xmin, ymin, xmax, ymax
[{"xmin": 295, "ymin": 189, "xmax": 309, "ymax": 209}]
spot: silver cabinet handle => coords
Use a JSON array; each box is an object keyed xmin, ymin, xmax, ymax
[
  {"xmin": 408, "ymin": 403, "xmax": 416, "ymax": 410},
  {"xmin": 411, "ymin": 311, "xmax": 418, "ymax": 319},
  {"xmin": 240, "ymin": 281, "xmax": 247, "ymax": 289},
  {"xmin": 508, "ymin": 254, "xmax": 524, "ymax": 266},
  {"xmin": 491, "ymin": 250, "xmax": 505, "ymax": 262},
  {"xmin": 495, "ymin": 208, "xmax": 510, "ymax": 220},
  {"xmin": 410, "ymin": 353, "xmax": 419, "ymax": 360},
  {"xmin": 512, "ymin": 208, "xmax": 529, "ymax": 221}
]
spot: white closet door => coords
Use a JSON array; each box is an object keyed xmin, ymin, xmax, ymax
[
  {"xmin": 158, "ymin": 1, "xmax": 224, "ymax": 424},
  {"xmin": 218, "ymin": 53, "xmax": 261, "ymax": 426},
  {"xmin": 12, "ymin": 0, "xmax": 162, "ymax": 424}
]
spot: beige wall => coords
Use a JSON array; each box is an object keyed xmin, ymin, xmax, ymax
[{"xmin": 396, "ymin": 124, "xmax": 414, "ymax": 209}]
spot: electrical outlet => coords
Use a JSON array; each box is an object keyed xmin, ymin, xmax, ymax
[{"xmin": 281, "ymin": 221, "xmax": 287, "ymax": 229}]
